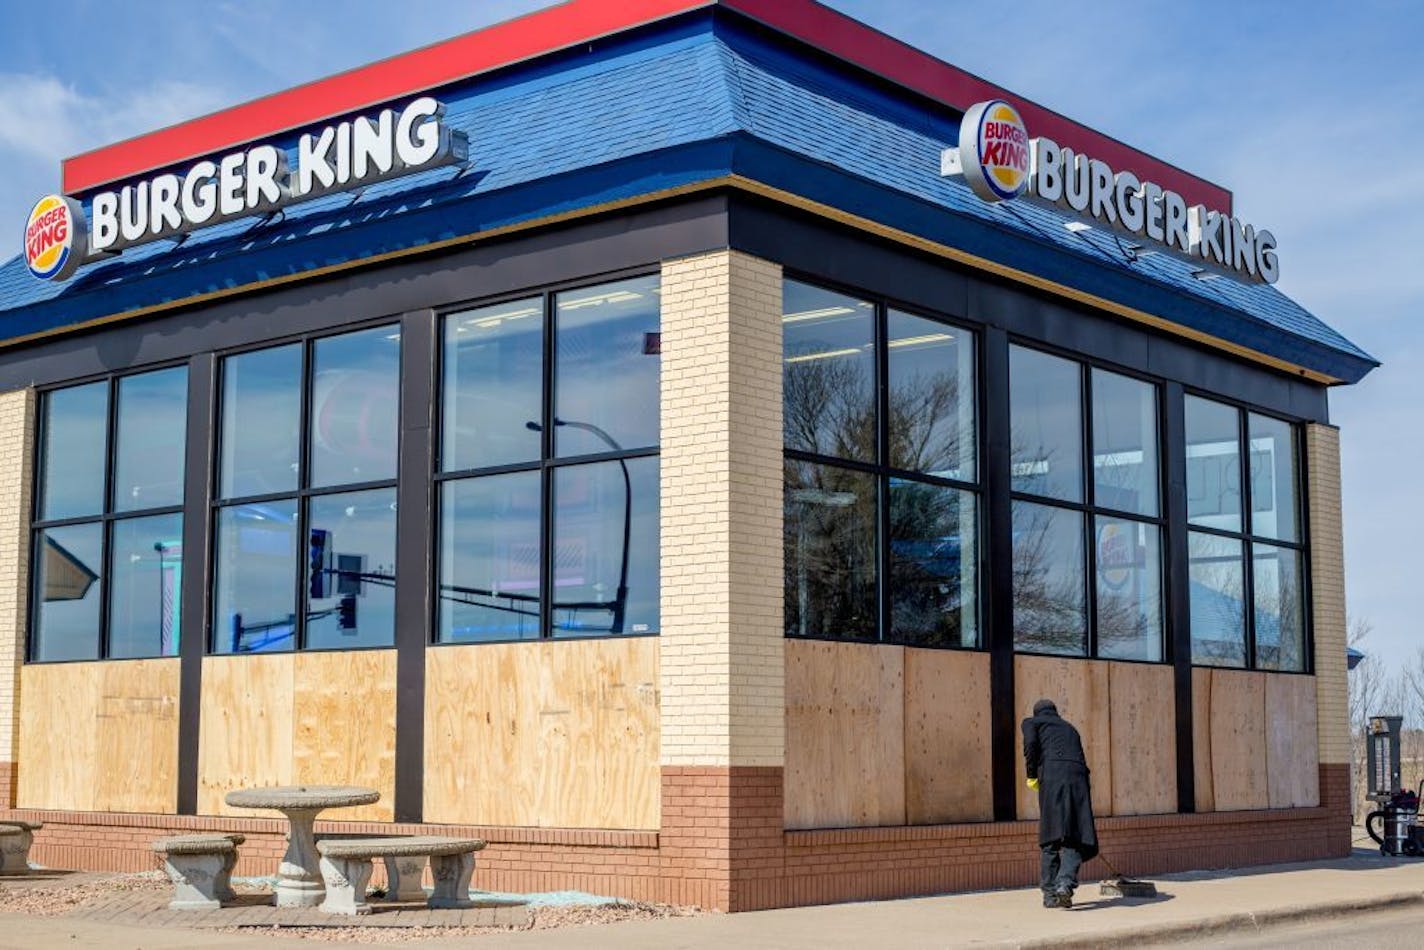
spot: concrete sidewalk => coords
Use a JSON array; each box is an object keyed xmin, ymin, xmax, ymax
[{"xmin": 2, "ymin": 850, "xmax": 1422, "ymax": 949}]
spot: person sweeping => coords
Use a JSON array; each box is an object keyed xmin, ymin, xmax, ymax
[{"xmin": 1023, "ymin": 698, "xmax": 1099, "ymax": 909}]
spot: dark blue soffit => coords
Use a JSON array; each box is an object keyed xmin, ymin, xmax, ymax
[{"xmin": 0, "ymin": 12, "xmax": 1377, "ymax": 383}]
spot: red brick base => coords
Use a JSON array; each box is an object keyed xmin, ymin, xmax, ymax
[{"xmin": 6, "ymin": 764, "xmax": 1350, "ymax": 913}]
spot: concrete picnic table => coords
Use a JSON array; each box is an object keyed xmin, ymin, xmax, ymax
[{"xmin": 225, "ymin": 784, "xmax": 380, "ymax": 908}]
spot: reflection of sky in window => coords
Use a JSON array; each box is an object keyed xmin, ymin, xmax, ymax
[
  {"xmin": 555, "ymin": 276, "xmax": 660, "ymax": 457},
  {"xmin": 552, "ymin": 458, "xmax": 659, "ymax": 636},
  {"xmin": 440, "ymin": 471, "xmax": 542, "ymax": 642},
  {"xmin": 310, "ymin": 327, "xmax": 400, "ymax": 488},
  {"xmin": 306, "ymin": 489, "xmax": 396, "ymax": 649},
  {"xmin": 109, "ymin": 513, "xmax": 184, "ymax": 658},
  {"xmin": 1091, "ymin": 369, "xmax": 1158, "ymax": 517},
  {"xmin": 41, "ymin": 382, "xmax": 108, "ymax": 520},
  {"xmin": 443, "ymin": 298, "xmax": 542, "ymax": 471},
  {"xmin": 1248, "ymin": 413, "xmax": 1298, "ymax": 542},
  {"xmin": 213, "ymin": 501, "xmax": 298, "ymax": 653},
  {"xmin": 220, "ymin": 345, "xmax": 302, "ymax": 499},
  {"xmin": 114, "ymin": 367, "xmax": 188, "ymax": 512},
  {"xmin": 1010, "ymin": 347, "xmax": 1082, "ymax": 502},
  {"xmin": 1185, "ymin": 396, "xmax": 1241, "ymax": 532}
]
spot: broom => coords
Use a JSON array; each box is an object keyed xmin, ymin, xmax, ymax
[{"xmin": 1096, "ymin": 851, "xmax": 1158, "ymax": 898}]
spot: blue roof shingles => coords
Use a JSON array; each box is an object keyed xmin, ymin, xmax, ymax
[{"xmin": 0, "ymin": 12, "xmax": 1375, "ymax": 383}]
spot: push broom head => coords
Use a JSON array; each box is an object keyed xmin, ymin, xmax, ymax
[
  {"xmin": 1099, "ymin": 877, "xmax": 1159, "ymax": 898},
  {"xmin": 1096, "ymin": 852, "xmax": 1159, "ymax": 898}
]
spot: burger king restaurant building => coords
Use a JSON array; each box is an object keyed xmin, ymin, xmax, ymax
[{"xmin": 0, "ymin": 0, "xmax": 1376, "ymax": 911}]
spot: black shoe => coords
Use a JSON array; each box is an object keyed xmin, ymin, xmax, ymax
[
  {"xmin": 1054, "ymin": 887, "xmax": 1074, "ymax": 908},
  {"xmin": 1042, "ymin": 892, "xmax": 1057, "ymax": 908}
]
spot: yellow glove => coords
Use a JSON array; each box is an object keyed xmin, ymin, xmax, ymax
[{"xmin": 1026, "ymin": 778, "xmax": 1040, "ymax": 791}]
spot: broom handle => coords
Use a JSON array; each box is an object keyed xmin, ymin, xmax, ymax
[{"xmin": 1097, "ymin": 851, "xmax": 1123, "ymax": 878}]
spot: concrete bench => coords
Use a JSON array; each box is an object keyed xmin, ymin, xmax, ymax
[
  {"xmin": 0, "ymin": 820, "xmax": 41, "ymax": 875},
  {"xmin": 314, "ymin": 836, "xmax": 486, "ymax": 915},
  {"xmin": 151, "ymin": 833, "xmax": 245, "ymax": 910}
]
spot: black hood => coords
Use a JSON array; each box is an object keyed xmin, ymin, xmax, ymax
[{"xmin": 1032, "ymin": 699, "xmax": 1059, "ymax": 717}]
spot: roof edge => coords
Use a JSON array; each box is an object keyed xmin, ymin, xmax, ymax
[{"xmin": 60, "ymin": 0, "xmax": 1233, "ymax": 213}]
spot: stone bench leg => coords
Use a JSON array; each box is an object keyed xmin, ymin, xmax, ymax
[
  {"xmin": 429, "ymin": 852, "xmax": 476, "ymax": 909},
  {"xmin": 382, "ymin": 854, "xmax": 428, "ymax": 902},
  {"xmin": 318, "ymin": 855, "xmax": 374, "ymax": 916},
  {"xmin": 215, "ymin": 847, "xmax": 238, "ymax": 903},
  {"xmin": 162, "ymin": 853, "xmax": 229, "ymax": 910},
  {"xmin": 0, "ymin": 831, "xmax": 31, "ymax": 876}
]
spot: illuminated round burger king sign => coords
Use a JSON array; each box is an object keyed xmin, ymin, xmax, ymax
[
  {"xmin": 958, "ymin": 99, "xmax": 1030, "ymax": 203},
  {"xmin": 24, "ymin": 194, "xmax": 86, "ymax": 282}
]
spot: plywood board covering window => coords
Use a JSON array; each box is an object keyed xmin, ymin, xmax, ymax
[
  {"xmin": 198, "ymin": 651, "xmax": 396, "ymax": 820},
  {"xmin": 18, "ymin": 659, "xmax": 179, "ymax": 813},
  {"xmin": 1193, "ymin": 668, "xmax": 1318, "ymax": 811},
  {"xmin": 423, "ymin": 638, "xmax": 660, "ymax": 830}
]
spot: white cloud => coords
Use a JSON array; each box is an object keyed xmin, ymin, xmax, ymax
[
  {"xmin": 0, "ymin": 73, "xmax": 230, "ymax": 161},
  {"xmin": 0, "ymin": 73, "xmax": 232, "ymax": 259}
]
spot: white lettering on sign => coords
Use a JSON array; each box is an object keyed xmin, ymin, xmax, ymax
[
  {"xmin": 943, "ymin": 102, "xmax": 1279, "ymax": 284},
  {"xmin": 32, "ymin": 97, "xmax": 468, "ymax": 281}
]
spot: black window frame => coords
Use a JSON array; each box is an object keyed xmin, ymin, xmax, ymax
[
  {"xmin": 27, "ymin": 359, "xmax": 191, "ymax": 663},
  {"xmin": 208, "ymin": 317, "xmax": 403, "ymax": 655},
  {"xmin": 782, "ymin": 272, "xmax": 985, "ymax": 651},
  {"xmin": 1007, "ymin": 340, "xmax": 1170, "ymax": 664},
  {"xmin": 1183, "ymin": 390, "xmax": 1312, "ymax": 673},
  {"xmin": 431, "ymin": 268, "xmax": 662, "ymax": 645}
]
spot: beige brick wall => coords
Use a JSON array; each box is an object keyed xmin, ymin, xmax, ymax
[
  {"xmin": 659, "ymin": 250, "xmax": 785, "ymax": 768},
  {"xmin": 0, "ymin": 388, "xmax": 35, "ymax": 768},
  {"xmin": 1306, "ymin": 423, "xmax": 1348, "ymax": 766}
]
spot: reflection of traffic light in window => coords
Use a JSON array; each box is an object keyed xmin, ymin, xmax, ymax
[
  {"xmin": 309, "ymin": 528, "xmax": 331, "ymax": 598},
  {"xmin": 338, "ymin": 594, "xmax": 357, "ymax": 631}
]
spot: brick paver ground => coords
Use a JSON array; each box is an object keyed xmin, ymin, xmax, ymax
[{"xmin": 64, "ymin": 891, "xmax": 529, "ymax": 930}]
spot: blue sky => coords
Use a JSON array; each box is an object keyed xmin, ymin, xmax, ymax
[{"xmin": 0, "ymin": 1, "xmax": 1419, "ymax": 659}]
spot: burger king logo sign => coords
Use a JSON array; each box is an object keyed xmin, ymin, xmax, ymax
[
  {"xmin": 940, "ymin": 98, "xmax": 1282, "ymax": 284},
  {"xmin": 949, "ymin": 99, "xmax": 1031, "ymax": 203},
  {"xmin": 24, "ymin": 195, "xmax": 86, "ymax": 282}
]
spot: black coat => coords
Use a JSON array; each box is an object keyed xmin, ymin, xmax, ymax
[{"xmin": 1022, "ymin": 708, "xmax": 1099, "ymax": 859}]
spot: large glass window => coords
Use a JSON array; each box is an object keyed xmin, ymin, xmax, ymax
[
  {"xmin": 1187, "ymin": 396, "xmax": 1306, "ymax": 670},
  {"xmin": 213, "ymin": 326, "xmax": 400, "ymax": 653},
  {"xmin": 783, "ymin": 279, "xmax": 980, "ymax": 647},
  {"xmin": 437, "ymin": 275, "xmax": 661, "ymax": 642},
  {"xmin": 30, "ymin": 367, "xmax": 188, "ymax": 661},
  {"xmin": 1010, "ymin": 349, "xmax": 1164, "ymax": 660}
]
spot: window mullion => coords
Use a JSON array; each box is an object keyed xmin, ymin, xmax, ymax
[
  {"xmin": 875, "ymin": 303, "xmax": 891, "ymax": 643},
  {"xmin": 540, "ymin": 291, "xmax": 555, "ymax": 640},
  {"xmin": 1082, "ymin": 364, "xmax": 1097, "ymax": 660}
]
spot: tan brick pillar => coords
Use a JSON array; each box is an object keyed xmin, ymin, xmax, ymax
[
  {"xmin": 1305, "ymin": 422, "xmax": 1349, "ymax": 847},
  {"xmin": 658, "ymin": 250, "xmax": 785, "ymax": 909},
  {"xmin": 0, "ymin": 388, "xmax": 36, "ymax": 808}
]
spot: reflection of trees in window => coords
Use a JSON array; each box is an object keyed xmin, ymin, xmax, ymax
[
  {"xmin": 889, "ymin": 479, "xmax": 975, "ymax": 648},
  {"xmin": 783, "ymin": 353, "xmax": 875, "ymax": 461},
  {"xmin": 1188, "ymin": 536, "xmax": 1246, "ymax": 666},
  {"xmin": 889, "ymin": 369, "xmax": 965, "ymax": 476},
  {"xmin": 1011, "ymin": 503, "xmax": 1085, "ymax": 655},
  {"xmin": 782, "ymin": 283, "xmax": 978, "ymax": 648},
  {"xmin": 784, "ymin": 461, "xmax": 876, "ymax": 640}
]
